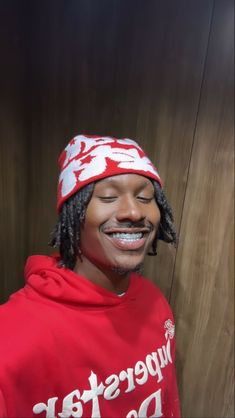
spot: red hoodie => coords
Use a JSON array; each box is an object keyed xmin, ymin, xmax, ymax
[{"xmin": 0, "ymin": 255, "xmax": 180, "ymax": 418}]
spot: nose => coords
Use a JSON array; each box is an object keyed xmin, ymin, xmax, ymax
[{"xmin": 115, "ymin": 195, "xmax": 145, "ymax": 223}]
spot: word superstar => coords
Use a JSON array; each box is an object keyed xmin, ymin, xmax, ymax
[{"xmin": 33, "ymin": 337, "xmax": 173, "ymax": 418}]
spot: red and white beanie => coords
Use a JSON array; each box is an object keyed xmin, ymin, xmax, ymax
[{"xmin": 57, "ymin": 134, "xmax": 162, "ymax": 211}]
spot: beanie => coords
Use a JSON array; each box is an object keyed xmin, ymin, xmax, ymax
[{"xmin": 57, "ymin": 134, "xmax": 162, "ymax": 211}]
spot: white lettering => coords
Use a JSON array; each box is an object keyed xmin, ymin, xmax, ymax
[
  {"xmin": 104, "ymin": 374, "xmax": 120, "ymax": 400},
  {"xmin": 166, "ymin": 338, "xmax": 172, "ymax": 363},
  {"xmin": 119, "ymin": 367, "xmax": 136, "ymax": 393},
  {"xmin": 33, "ymin": 397, "xmax": 58, "ymax": 418},
  {"xmin": 157, "ymin": 346, "xmax": 168, "ymax": 368},
  {"xmin": 32, "ymin": 337, "xmax": 174, "ymax": 418},
  {"xmin": 126, "ymin": 410, "xmax": 138, "ymax": 418},
  {"xmin": 58, "ymin": 390, "xmax": 83, "ymax": 418},
  {"xmin": 134, "ymin": 361, "xmax": 148, "ymax": 385},
  {"xmin": 146, "ymin": 352, "xmax": 163, "ymax": 383},
  {"xmin": 126, "ymin": 389, "xmax": 163, "ymax": 418},
  {"xmin": 138, "ymin": 389, "xmax": 162, "ymax": 418},
  {"xmin": 81, "ymin": 371, "xmax": 104, "ymax": 418}
]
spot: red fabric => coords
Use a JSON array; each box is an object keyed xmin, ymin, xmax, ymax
[
  {"xmin": 57, "ymin": 135, "xmax": 162, "ymax": 211},
  {"xmin": 0, "ymin": 255, "xmax": 180, "ymax": 418}
]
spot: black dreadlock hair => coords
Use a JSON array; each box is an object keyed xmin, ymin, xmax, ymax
[
  {"xmin": 149, "ymin": 181, "xmax": 177, "ymax": 256},
  {"xmin": 49, "ymin": 180, "xmax": 177, "ymax": 270}
]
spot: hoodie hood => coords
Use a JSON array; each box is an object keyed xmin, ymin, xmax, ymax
[{"xmin": 23, "ymin": 254, "xmax": 142, "ymax": 308}]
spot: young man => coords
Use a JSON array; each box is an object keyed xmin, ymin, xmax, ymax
[{"xmin": 0, "ymin": 135, "xmax": 180, "ymax": 417}]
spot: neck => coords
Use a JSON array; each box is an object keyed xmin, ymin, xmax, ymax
[{"xmin": 73, "ymin": 258, "xmax": 131, "ymax": 294}]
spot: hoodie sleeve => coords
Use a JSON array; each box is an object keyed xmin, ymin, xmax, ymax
[
  {"xmin": 168, "ymin": 363, "xmax": 181, "ymax": 417},
  {"xmin": 0, "ymin": 389, "xmax": 7, "ymax": 418},
  {"xmin": 165, "ymin": 330, "xmax": 181, "ymax": 417}
]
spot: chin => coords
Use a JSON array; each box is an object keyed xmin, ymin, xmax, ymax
[{"xmin": 111, "ymin": 262, "xmax": 144, "ymax": 276}]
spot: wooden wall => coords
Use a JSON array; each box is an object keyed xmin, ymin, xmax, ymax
[
  {"xmin": 0, "ymin": 1, "xmax": 234, "ymax": 416},
  {"xmin": 0, "ymin": 2, "xmax": 29, "ymax": 297}
]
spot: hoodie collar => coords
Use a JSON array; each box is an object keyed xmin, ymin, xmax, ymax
[{"xmin": 24, "ymin": 254, "xmax": 142, "ymax": 308}]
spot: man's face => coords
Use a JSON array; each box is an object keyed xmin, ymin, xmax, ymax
[{"xmin": 79, "ymin": 173, "xmax": 160, "ymax": 278}]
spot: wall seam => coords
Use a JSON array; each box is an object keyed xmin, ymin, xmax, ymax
[{"xmin": 168, "ymin": 0, "xmax": 216, "ymax": 304}]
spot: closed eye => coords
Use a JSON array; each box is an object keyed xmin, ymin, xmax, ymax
[
  {"xmin": 98, "ymin": 196, "xmax": 117, "ymax": 202},
  {"xmin": 137, "ymin": 196, "xmax": 154, "ymax": 203}
]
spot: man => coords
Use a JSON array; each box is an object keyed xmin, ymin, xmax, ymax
[{"xmin": 0, "ymin": 135, "xmax": 180, "ymax": 417}]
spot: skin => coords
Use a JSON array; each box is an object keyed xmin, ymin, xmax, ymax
[{"xmin": 74, "ymin": 173, "xmax": 161, "ymax": 294}]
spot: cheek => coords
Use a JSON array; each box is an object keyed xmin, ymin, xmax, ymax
[
  {"xmin": 85, "ymin": 200, "xmax": 113, "ymax": 226},
  {"xmin": 81, "ymin": 205, "xmax": 111, "ymax": 251},
  {"xmin": 149, "ymin": 204, "xmax": 161, "ymax": 228}
]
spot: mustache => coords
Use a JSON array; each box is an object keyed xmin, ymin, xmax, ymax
[{"xmin": 101, "ymin": 220, "xmax": 154, "ymax": 231}]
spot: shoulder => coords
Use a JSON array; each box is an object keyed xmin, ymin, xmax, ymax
[
  {"xmin": 133, "ymin": 272, "xmax": 168, "ymax": 298},
  {"xmin": 0, "ymin": 291, "xmax": 53, "ymax": 362},
  {"xmin": 131, "ymin": 273, "xmax": 175, "ymax": 318}
]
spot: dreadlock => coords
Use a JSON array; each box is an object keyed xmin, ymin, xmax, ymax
[
  {"xmin": 49, "ymin": 180, "xmax": 177, "ymax": 269},
  {"xmin": 148, "ymin": 181, "xmax": 177, "ymax": 256},
  {"xmin": 49, "ymin": 183, "xmax": 95, "ymax": 269}
]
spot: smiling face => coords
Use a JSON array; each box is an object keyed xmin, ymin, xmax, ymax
[{"xmin": 74, "ymin": 173, "xmax": 160, "ymax": 292}]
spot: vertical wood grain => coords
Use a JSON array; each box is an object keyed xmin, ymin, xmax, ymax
[
  {"xmin": 171, "ymin": 1, "xmax": 234, "ymax": 416},
  {"xmin": 0, "ymin": 1, "xmax": 233, "ymax": 415},
  {"xmin": 25, "ymin": 0, "xmax": 214, "ymax": 301},
  {"xmin": 0, "ymin": 2, "xmax": 29, "ymax": 301}
]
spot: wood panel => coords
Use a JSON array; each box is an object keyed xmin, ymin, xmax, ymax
[
  {"xmin": 0, "ymin": 1, "xmax": 234, "ymax": 415},
  {"xmin": 0, "ymin": 2, "xmax": 29, "ymax": 302},
  {"xmin": 25, "ymin": 0, "xmax": 213, "ymax": 301},
  {"xmin": 171, "ymin": 0, "xmax": 234, "ymax": 416}
]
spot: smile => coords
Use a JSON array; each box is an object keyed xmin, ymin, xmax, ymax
[
  {"xmin": 104, "ymin": 230, "xmax": 149, "ymax": 251},
  {"xmin": 110, "ymin": 232, "xmax": 143, "ymax": 241}
]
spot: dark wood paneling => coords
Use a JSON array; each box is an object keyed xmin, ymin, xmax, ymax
[
  {"xmin": 0, "ymin": 1, "xmax": 233, "ymax": 415},
  {"xmin": 171, "ymin": 1, "xmax": 234, "ymax": 416},
  {"xmin": 0, "ymin": 2, "xmax": 29, "ymax": 301},
  {"xmin": 26, "ymin": 0, "xmax": 213, "ymax": 301}
]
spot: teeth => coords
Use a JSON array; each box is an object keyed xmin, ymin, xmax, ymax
[{"xmin": 111, "ymin": 232, "xmax": 143, "ymax": 241}]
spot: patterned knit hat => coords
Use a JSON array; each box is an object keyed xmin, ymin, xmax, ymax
[{"xmin": 57, "ymin": 134, "xmax": 162, "ymax": 211}]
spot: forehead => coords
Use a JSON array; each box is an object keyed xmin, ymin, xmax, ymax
[{"xmin": 94, "ymin": 173, "xmax": 154, "ymax": 191}]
